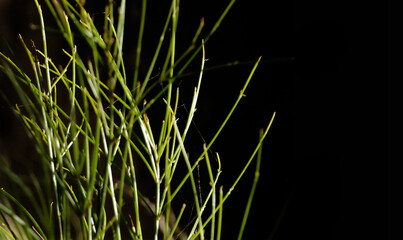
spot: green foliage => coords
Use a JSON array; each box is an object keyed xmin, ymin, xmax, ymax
[{"xmin": 0, "ymin": 0, "xmax": 275, "ymax": 239}]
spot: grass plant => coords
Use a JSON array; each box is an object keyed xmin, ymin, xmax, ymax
[{"xmin": 0, "ymin": 0, "xmax": 275, "ymax": 239}]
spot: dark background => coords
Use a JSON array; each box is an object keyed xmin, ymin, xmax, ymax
[{"xmin": 0, "ymin": 0, "xmax": 389, "ymax": 239}]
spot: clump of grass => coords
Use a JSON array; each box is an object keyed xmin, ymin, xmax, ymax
[{"xmin": 0, "ymin": 0, "xmax": 275, "ymax": 239}]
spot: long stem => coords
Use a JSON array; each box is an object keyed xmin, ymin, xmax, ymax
[
  {"xmin": 190, "ymin": 112, "xmax": 275, "ymax": 240},
  {"xmin": 177, "ymin": 0, "xmax": 237, "ymax": 77},
  {"xmin": 216, "ymin": 186, "xmax": 224, "ymax": 240},
  {"xmin": 237, "ymin": 129, "xmax": 264, "ymax": 240},
  {"xmin": 138, "ymin": 4, "xmax": 174, "ymax": 103},
  {"xmin": 172, "ymin": 121, "xmax": 204, "ymax": 240},
  {"xmin": 225, "ymin": 113, "xmax": 274, "ymax": 198},
  {"xmin": 204, "ymin": 56, "xmax": 261, "ymax": 155},
  {"xmin": 121, "ymin": 110, "xmax": 143, "ymax": 239},
  {"xmin": 204, "ymin": 144, "xmax": 217, "ymax": 240},
  {"xmin": 132, "ymin": 0, "xmax": 147, "ymax": 95},
  {"xmin": 34, "ymin": 1, "xmax": 63, "ymax": 238}
]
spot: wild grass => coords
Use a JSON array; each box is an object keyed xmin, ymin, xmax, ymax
[{"xmin": 0, "ymin": 0, "xmax": 275, "ymax": 239}]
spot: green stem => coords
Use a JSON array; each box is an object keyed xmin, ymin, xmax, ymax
[
  {"xmin": 132, "ymin": 0, "xmax": 147, "ymax": 95},
  {"xmin": 237, "ymin": 129, "xmax": 264, "ymax": 240},
  {"xmin": 216, "ymin": 186, "xmax": 224, "ymax": 240},
  {"xmin": 177, "ymin": 0, "xmax": 237, "ymax": 77},
  {"xmin": 172, "ymin": 120, "xmax": 204, "ymax": 240},
  {"xmin": 34, "ymin": 1, "xmax": 62, "ymax": 238},
  {"xmin": 191, "ymin": 112, "xmax": 275, "ymax": 240}
]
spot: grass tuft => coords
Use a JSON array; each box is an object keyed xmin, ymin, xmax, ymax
[{"xmin": 0, "ymin": 0, "xmax": 275, "ymax": 239}]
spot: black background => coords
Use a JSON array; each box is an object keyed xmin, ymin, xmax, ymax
[{"xmin": 0, "ymin": 0, "xmax": 389, "ymax": 239}]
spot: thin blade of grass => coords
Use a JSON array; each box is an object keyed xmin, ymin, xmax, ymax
[
  {"xmin": 203, "ymin": 56, "xmax": 261, "ymax": 156},
  {"xmin": 237, "ymin": 128, "xmax": 264, "ymax": 240},
  {"xmin": 216, "ymin": 186, "xmax": 224, "ymax": 240},
  {"xmin": 191, "ymin": 112, "xmax": 275, "ymax": 240},
  {"xmin": 172, "ymin": 119, "xmax": 204, "ymax": 240},
  {"xmin": 132, "ymin": 0, "xmax": 147, "ymax": 95}
]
